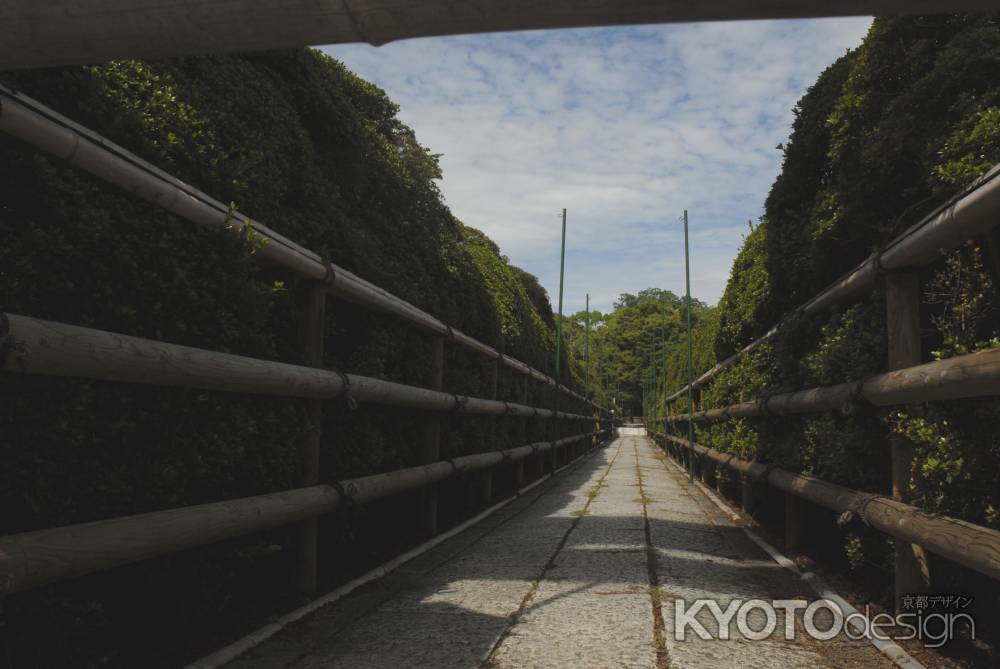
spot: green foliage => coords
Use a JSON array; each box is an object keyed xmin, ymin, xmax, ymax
[
  {"xmin": 936, "ymin": 107, "xmax": 1000, "ymax": 187},
  {"xmin": 799, "ymin": 302, "xmax": 886, "ymax": 387},
  {"xmin": 460, "ymin": 225, "xmax": 553, "ymax": 371},
  {"xmin": 539, "ymin": 287, "xmax": 716, "ymax": 416},
  {"xmin": 657, "ymin": 15, "xmax": 1000, "ymax": 590},
  {"xmin": 514, "ymin": 266, "xmax": 556, "ymax": 328},
  {"xmin": 0, "ymin": 49, "xmax": 570, "ymax": 667},
  {"xmin": 565, "ymin": 288, "xmax": 710, "ymax": 415},
  {"xmin": 926, "ymin": 241, "xmax": 998, "ymax": 358},
  {"xmin": 663, "ymin": 307, "xmax": 721, "ymax": 411},
  {"xmin": 715, "ymin": 221, "xmax": 772, "ymax": 358}
]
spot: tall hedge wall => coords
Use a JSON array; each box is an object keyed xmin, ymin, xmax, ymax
[
  {"xmin": 0, "ymin": 49, "xmax": 576, "ymax": 666},
  {"xmin": 657, "ymin": 14, "xmax": 1000, "ymax": 621}
]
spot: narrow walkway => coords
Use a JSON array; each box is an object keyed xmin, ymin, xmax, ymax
[{"xmin": 225, "ymin": 435, "xmax": 892, "ymax": 668}]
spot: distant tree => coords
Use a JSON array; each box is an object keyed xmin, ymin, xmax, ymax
[{"xmin": 512, "ymin": 266, "xmax": 555, "ymax": 328}]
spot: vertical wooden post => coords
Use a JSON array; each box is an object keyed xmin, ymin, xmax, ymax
[
  {"xmin": 740, "ymin": 475, "xmax": 757, "ymax": 515},
  {"xmin": 560, "ymin": 407, "xmax": 567, "ymax": 468},
  {"xmin": 477, "ymin": 355, "xmax": 498, "ymax": 505},
  {"xmin": 552, "ymin": 388, "xmax": 561, "ymax": 470},
  {"xmin": 703, "ymin": 457, "xmax": 717, "ymax": 489},
  {"xmin": 570, "ymin": 398, "xmax": 577, "ymax": 459},
  {"xmin": 534, "ymin": 383, "xmax": 545, "ymax": 480},
  {"xmin": 418, "ymin": 336, "xmax": 445, "ymax": 537},
  {"xmin": 687, "ymin": 396, "xmax": 699, "ymax": 480},
  {"xmin": 554, "ymin": 388, "xmax": 560, "ymax": 468},
  {"xmin": 593, "ymin": 404, "xmax": 600, "ymax": 451},
  {"xmin": 562, "ymin": 396, "xmax": 569, "ymax": 464},
  {"xmin": 550, "ymin": 384, "xmax": 560, "ymax": 473},
  {"xmin": 514, "ymin": 372, "xmax": 528, "ymax": 489},
  {"xmin": 885, "ymin": 270, "xmax": 931, "ymax": 610},
  {"xmin": 698, "ymin": 448, "xmax": 708, "ymax": 483},
  {"xmin": 293, "ymin": 280, "xmax": 325, "ymax": 598},
  {"xmin": 695, "ymin": 387, "xmax": 706, "ymax": 483},
  {"xmin": 784, "ymin": 491, "xmax": 804, "ymax": 552}
]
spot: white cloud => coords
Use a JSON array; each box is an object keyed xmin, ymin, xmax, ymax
[{"xmin": 322, "ymin": 17, "xmax": 871, "ymax": 313}]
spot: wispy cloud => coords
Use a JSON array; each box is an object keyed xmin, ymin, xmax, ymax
[{"xmin": 323, "ymin": 17, "xmax": 871, "ymax": 313}]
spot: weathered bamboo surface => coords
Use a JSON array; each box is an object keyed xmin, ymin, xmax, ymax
[
  {"xmin": 665, "ymin": 346, "xmax": 1000, "ymax": 423},
  {"xmin": 658, "ymin": 433, "xmax": 1000, "ymax": 581},
  {"xmin": 1, "ymin": 313, "xmax": 590, "ymax": 420},
  {"xmin": 663, "ymin": 165, "xmax": 1000, "ymax": 406},
  {"xmin": 1, "ymin": 1, "xmax": 992, "ymax": 70},
  {"xmin": 0, "ymin": 430, "xmax": 609, "ymax": 594},
  {"xmin": 292, "ymin": 280, "xmax": 326, "ymax": 596},
  {"xmin": 884, "ymin": 270, "xmax": 931, "ymax": 605},
  {"xmin": 0, "ymin": 87, "xmax": 601, "ymax": 413}
]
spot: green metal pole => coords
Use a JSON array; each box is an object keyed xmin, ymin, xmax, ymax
[
  {"xmin": 584, "ymin": 292, "xmax": 590, "ymax": 396},
  {"xmin": 555, "ymin": 208, "xmax": 567, "ymax": 380},
  {"xmin": 649, "ymin": 352, "xmax": 656, "ymax": 426},
  {"xmin": 684, "ymin": 209, "xmax": 695, "ymax": 480},
  {"xmin": 662, "ymin": 301, "xmax": 668, "ymax": 395}
]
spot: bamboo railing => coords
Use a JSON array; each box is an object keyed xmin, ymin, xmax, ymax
[
  {"xmin": 0, "ymin": 432, "xmax": 605, "ymax": 594},
  {"xmin": 665, "ymin": 346, "xmax": 1000, "ymax": 423},
  {"xmin": 3, "ymin": 314, "xmax": 596, "ymax": 420},
  {"xmin": 0, "ymin": 88, "xmax": 613, "ymax": 598},
  {"xmin": 660, "ymin": 164, "xmax": 1000, "ymax": 406},
  {"xmin": 651, "ymin": 160, "xmax": 1000, "ymax": 609},
  {"xmin": 0, "ymin": 86, "xmax": 600, "ymax": 411},
  {"xmin": 652, "ymin": 432, "xmax": 1000, "ymax": 581}
]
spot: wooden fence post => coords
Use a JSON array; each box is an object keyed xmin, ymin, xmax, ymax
[
  {"xmin": 703, "ymin": 454, "xmax": 717, "ymax": 489},
  {"xmin": 784, "ymin": 491, "xmax": 804, "ymax": 552},
  {"xmin": 740, "ymin": 474, "xmax": 758, "ymax": 515},
  {"xmin": 885, "ymin": 270, "xmax": 931, "ymax": 611},
  {"xmin": 477, "ymin": 355, "xmax": 498, "ymax": 506},
  {"xmin": 292, "ymin": 280, "xmax": 325, "ymax": 598},
  {"xmin": 514, "ymin": 372, "xmax": 527, "ymax": 488},
  {"xmin": 588, "ymin": 406, "xmax": 593, "ymax": 448},
  {"xmin": 695, "ymin": 388, "xmax": 708, "ymax": 484},
  {"xmin": 686, "ymin": 391, "xmax": 698, "ymax": 480},
  {"xmin": 550, "ymin": 385, "xmax": 560, "ymax": 473},
  {"xmin": 534, "ymin": 383, "xmax": 545, "ymax": 480},
  {"xmin": 418, "ymin": 336, "xmax": 445, "ymax": 537}
]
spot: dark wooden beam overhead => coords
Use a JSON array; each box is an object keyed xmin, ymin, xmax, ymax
[{"xmin": 1, "ymin": 1, "xmax": 994, "ymax": 71}]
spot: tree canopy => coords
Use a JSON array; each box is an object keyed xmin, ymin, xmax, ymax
[{"xmin": 557, "ymin": 288, "xmax": 711, "ymax": 416}]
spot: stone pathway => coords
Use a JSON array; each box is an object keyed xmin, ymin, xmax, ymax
[{"xmin": 225, "ymin": 435, "xmax": 893, "ymax": 669}]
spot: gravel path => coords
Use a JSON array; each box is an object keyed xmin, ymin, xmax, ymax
[{"xmin": 225, "ymin": 435, "xmax": 893, "ymax": 669}]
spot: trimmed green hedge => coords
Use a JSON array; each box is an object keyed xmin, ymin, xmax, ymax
[
  {"xmin": 0, "ymin": 49, "xmax": 577, "ymax": 666},
  {"xmin": 657, "ymin": 15, "xmax": 1000, "ymax": 613}
]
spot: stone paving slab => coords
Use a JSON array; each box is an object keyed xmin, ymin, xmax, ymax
[{"xmin": 225, "ymin": 435, "xmax": 895, "ymax": 669}]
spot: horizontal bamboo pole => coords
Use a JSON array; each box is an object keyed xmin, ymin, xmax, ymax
[
  {"xmin": 666, "ymin": 346, "xmax": 1000, "ymax": 423},
  {"xmin": 0, "ymin": 87, "xmax": 606, "ymax": 414},
  {"xmin": 663, "ymin": 165, "xmax": 1000, "ymax": 406},
  {"xmin": 1, "ymin": 313, "xmax": 591, "ymax": 420},
  {"xmin": 0, "ymin": 430, "xmax": 609, "ymax": 594},
  {"xmin": 659, "ymin": 433, "xmax": 1000, "ymax": 581},
  {"xmin": 2, "ymin": 1, "xmax": 991, "ymax": 71}
]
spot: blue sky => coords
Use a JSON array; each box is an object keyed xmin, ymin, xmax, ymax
[{"xmin": 322, "ymin": 17, "xmax": 872, "ymax": 314}]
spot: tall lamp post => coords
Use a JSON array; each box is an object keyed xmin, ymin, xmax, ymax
[
  {"xmin": 683, "ymin": 209, "xmax": 695, "ymax": 481},
  {"xmin": 584, "ymin": 292, "xmax": 590, "ymax": 396},
  {"xmin": 554, "ymin": 208, "xmax": 567, "ymax": 380}
]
